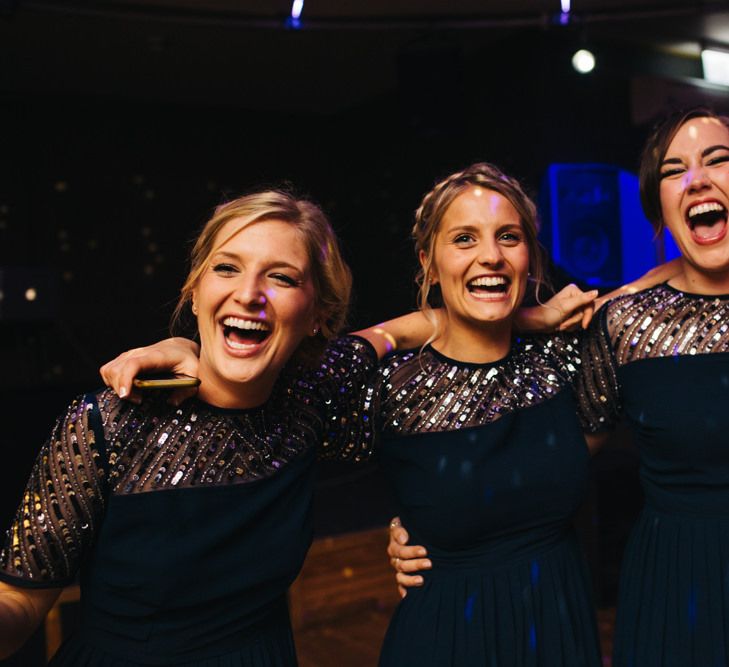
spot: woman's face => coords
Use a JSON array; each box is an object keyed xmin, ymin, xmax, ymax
[
  {"xmin": 193, "ymin": 218, "xmax": 318, "ymax": 405},
  {"xmin": 660, "ymin": 117, "xmax": 729, "ymax": 280},
  {"xmin": 426, "ymin": 186, "xmax": 530, "ymax": 331}
]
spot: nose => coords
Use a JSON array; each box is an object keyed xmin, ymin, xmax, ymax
[
  {"xmin": 685, "ymin": 163, "xmax": 711, "ymax": 193},
  {"xmin": 234, "ymin": 276, "xmax": 267, "ymax": 310},
  {"xmin": 477, "ymin": 238, "xmax": 504, "ymax": 267}
]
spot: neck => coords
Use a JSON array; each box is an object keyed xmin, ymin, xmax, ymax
[
  {"xmin": 196, "ymin": 368, "xmax": 274, "ymax": 410},
  {"xmin": 670, "ymin": 259, "xmax": 729, "ymax": 295},
  {"xmin": 431, "ymin": 316, "xmax": 513, "ymax": 364}
]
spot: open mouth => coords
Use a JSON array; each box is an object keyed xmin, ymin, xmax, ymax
[
  {"xmin": 222, "ymin": 316, "xmax": 271, "ymax": 349},
  {"xmin": 467, "ymin": 275, "xmax": 510, "ymax": 296},
  {"xmin": 687, "ymin": 201, "xmax": 728, "ymax": 243}
]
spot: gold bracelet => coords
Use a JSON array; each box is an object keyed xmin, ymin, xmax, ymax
[{"xmin": 372, "ymin": 327, "xmax": 397, "ymax": 352}]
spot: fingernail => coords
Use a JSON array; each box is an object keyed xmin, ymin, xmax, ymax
[
  {"xmin": 398, "ymin": 536, "xmax": 407, "ymax": 544},
  {"xmin": 417, "ymin": 548, "xmax": 427, "ymax": 556},
  {"xmin": 589, "ymin": 290, "xmax": 599, "ymax": 297},
  {"xmin": 415, "ymin": 577, "xmax": 424, "ymax": 585},
  {"xmin": 119, "ymin": 387, "xmax": 127, "ymax": 398},
  {"xmin": 424, "ymin": 560, "xmax": 432, "ymax": 569}
]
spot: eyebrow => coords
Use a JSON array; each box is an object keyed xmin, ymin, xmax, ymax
[
  {"xmin": 661, "ymin": 144, "xmax": 729, "ymax": 167},
  {"xmin": 210, "ymin": 251, "xmax": 305, "ymax": 273}
]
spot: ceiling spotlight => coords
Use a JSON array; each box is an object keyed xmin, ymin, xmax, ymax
[
  {"xmin": 572, "ymin": 49, "xmax": 595, "ymax": 74},
  {"xmin": 25, "ymin": 287, "xmax": 37, "ymax": 302},
  {"xmin": 702, "ymin": 48, "xmax": 729, "ymax": 86},
  {"xmin": 287, "ymin": 0, "xmax": 303, "ymax": 28}
]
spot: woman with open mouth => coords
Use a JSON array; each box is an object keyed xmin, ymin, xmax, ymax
[
  {"xmin": 370, "ymin": 163, "xmax": 605, "ymax": 666},
  {"xmin": 582, "ymin": 107, "xmax": 729, "ymax": 667},
  {"xmin": 391, "ymin": 108, "xmax": 729, "ymax": 666},
  {"xmin": 0, "ymin": 190, "xmax": 453, "ymax": 665}
]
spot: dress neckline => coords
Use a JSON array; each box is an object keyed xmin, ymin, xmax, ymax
[{"xmin": 426, "ymin": 343, "xmax": 513, "ymax": 369}]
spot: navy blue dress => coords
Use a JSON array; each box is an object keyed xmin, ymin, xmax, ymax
[
  {"xmin": 578, "ymin": 284, "xmax": 729, "ymax": 667},
  {"xmin": 0, "ymin": 337, "xmax": 377, "ymax": 666},
  {"xmin": 373, "ymin": 338, "xmax": 601, "ymax": 666}
]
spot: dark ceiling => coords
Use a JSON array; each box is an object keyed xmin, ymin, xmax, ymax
[{"xmin": 2, "ymin": 1, "xmax": 729, "ymax": 113}]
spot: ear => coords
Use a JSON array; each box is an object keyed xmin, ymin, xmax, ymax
[
  {"xmin": 419, "ymin": 249, "xmax": 438, "ymax": 285},
  {"xmin": 191, "ymin": 290, "xmax": 198, "ymax": 316},
  {"xmin": 309, "ymin": 309, "xmax": 323, "ymax": 337}
]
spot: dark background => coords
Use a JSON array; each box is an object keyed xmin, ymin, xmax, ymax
[{"xmin": 1, "ymin": 1, "xmax": 728, "ymax": 641}]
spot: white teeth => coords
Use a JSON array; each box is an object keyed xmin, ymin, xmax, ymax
[
  {"xmin": 227, "ymin": 339, "xmax": 256, "ymax": 350},
  {"xmin": 469, "ymin": 276, "xmax": 508, "ymax": 287},
  {"xmin": 222, "ymin": 317, "xmax": 270, "ymax": 331},
  {"xmin": 688, "ymin": 202, "xmax": 726, "ymax": 219}
]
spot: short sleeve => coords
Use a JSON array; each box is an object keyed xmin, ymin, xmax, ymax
[
  {"xmin": 306, "ymin": 335, "xmax": 379, "ymax": 463},
  {"xmin": 572, "ymin": 308, "xmax": 622, "ymax": 432},
  {"xmin": 0, "ymin": 394, "xmax": 108, "ymax": 587}
]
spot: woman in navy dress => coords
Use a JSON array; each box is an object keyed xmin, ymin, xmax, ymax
[
  {"xmin": 372, "ymin": 163, "xmax": 604, "ymax": 666},
  {"xmin": 577, "ymin": 108, "xmax": 729, "ymax": 667},
  {"xmin": 0, "ymin": 190, "xmax": 433, "ymax": 665}
]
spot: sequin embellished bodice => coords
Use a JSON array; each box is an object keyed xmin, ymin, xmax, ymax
[
  {"xmin": 374, "ymin": 335, "xmax": 583, "ymax": 435},
  {"xmin": 0, "ymin": 336, "xmax": 376, "ymax": 665},
  {"xmin": 373, "ymin": 335, "xmax": 590, "ymax": 556},
  {"xmin": 578, "ymin": 284, "xmax": 729, "ymax": 430}
]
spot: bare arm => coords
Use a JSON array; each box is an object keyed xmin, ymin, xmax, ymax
[
  {"xmin": 358, "ymin": 284, "xmax": 602, "ymax": 357},
  {"xmin": 596, "ymin": 258, "xmax": 681, "ymax": 310},
  {"xmin": 0, "ymin": 582, "xmax": 61, "ymax": 658},
  {"xmin": 100, "ymin": 337, "xmax": 201, "ymax": 404},
  {"xmin": 353, "ymin": 311, "xmax": 439, "ymax": 359},
  {"xmin": 515, "ymin": 284, "xmax": 598, "ymax": 333}
]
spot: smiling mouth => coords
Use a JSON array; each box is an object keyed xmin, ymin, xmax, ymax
[
  {"xmin": 222, "ymin": 316, "xmax": 271, "ymax": 349},
  {"xmin": 687, "ymin": 202, "xmax": 728, "ymax": 242},
  {"xmin": 467, "ymin": 275, "xmax": 510, "ymax": 296}
]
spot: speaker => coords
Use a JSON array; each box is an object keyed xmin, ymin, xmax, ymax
[{"xmin": 539, "ymin": 163, "xmax": 666, "ymax": 287}]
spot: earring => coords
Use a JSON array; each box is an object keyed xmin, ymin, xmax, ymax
[{"xmin": 312, "ymin": 327, "xmax": 319, "ymax": 336}]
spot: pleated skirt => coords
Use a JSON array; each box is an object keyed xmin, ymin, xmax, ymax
[
  {"xmin": 613, "ymin": 506, "xmax": 729, "ymax": 667},
  {"xmin": 378, "ymin": 537, "xmax": 601, "ymax": 667}
]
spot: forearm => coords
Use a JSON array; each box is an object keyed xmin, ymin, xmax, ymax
[
  {"xmin": 597, "ymin": 258, "xmax": 681, "ymax": 308},
  {"xmin": 0, "ymin": 584, "xmax": 59, "ymax": 658},
  {"xmin": 353, "ymin": 310, "xmax": 437, "ymax": 359}
]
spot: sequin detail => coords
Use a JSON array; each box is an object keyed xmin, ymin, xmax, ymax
[
  {"xmin": 0, "ymin": 336, "xmax": 377, "ymax": 584},
  {"xmin": 576, "ymin": 284, "xmax": 729, "ymax": 432},
  {"xmin": 0, "ymin": 398, "xmax": 105, "ymax": 583},
  {"xmin": 376, "ymin": 335, "xmax": 582, "ymax": 434}
]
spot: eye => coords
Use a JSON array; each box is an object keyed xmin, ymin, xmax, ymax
[
  {"xmin": 499, "ymin": 230, "xmax": 523, "ymax": 244},
  {"xmin": 270, "ymin": 273, "xmax": 299, "ymax": 287},
  {"xmin": 659, "ymin": 167, "xmax": 685, "ymax": 180},
  {"xmin": 452, "ymin": 233, "xmax": 475, "ymax": 246},
  {"xmin": 212, "ymin": 263, "xmax": 238, "ymax": 275},
  {"xmin": 707, "ymin": 154, "xmax": 729, "ymax": 167}
]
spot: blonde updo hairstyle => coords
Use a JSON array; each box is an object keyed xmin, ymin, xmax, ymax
[
  {"xmin": 413, "ymin": 162, "xmax": 545, "ymax": 337},
  {"xmin": 172, "ymin": 190, "xmax": 352, "ymax": 365}
]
